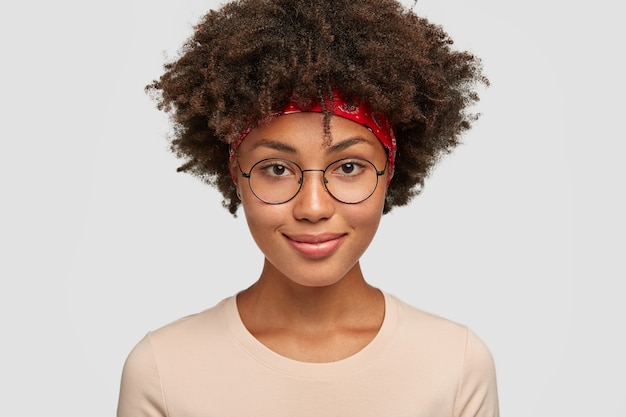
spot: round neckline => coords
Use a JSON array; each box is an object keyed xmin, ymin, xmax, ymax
[{"xmin": 224, "ymin": 291, "xmax": 398, "ymax": 379}]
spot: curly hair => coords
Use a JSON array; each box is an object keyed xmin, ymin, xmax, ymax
[{"xmin": 146, "ymin": 0, "xmax": 488, "ymax": 215}]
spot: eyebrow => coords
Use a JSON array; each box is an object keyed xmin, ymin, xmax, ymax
[
  {"xmin": 250, "ymin": 136, "xmax": 374, "ymax": 155},
  {"xmin": 250, "ymin": 140, "xmax": 298, "ymax": 154},
  {"xmin": 325, "ymin": 137, "xmax": 373, "ymax": 154}
]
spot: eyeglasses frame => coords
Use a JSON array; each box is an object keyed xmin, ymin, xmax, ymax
[{"xmin": 238, "ymin": 157, "xmax": 387, "ymax": 205}]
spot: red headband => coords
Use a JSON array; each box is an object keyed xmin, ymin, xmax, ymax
[{"xmin": 229, "ymin": 93, "xmax": 396, "ymax": 182}]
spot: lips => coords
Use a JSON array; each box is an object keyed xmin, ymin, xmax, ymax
[{"xmin": 284, "ymin": 233, "xmax": 346, "ymax": 258}]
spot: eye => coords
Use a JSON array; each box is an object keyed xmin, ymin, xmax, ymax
[
  {"xmin": 332, "ymin": 160, "xmax": 365, "ymax": 177},
  {"xmin": 339, "ymin": 162, "xmax": 356, "ymax": 174},
  {"xmin": 255, "ymin": 159, "xmax": 298, "ymax": 179},
  {"xmin": 269, "ymin": 164, "xmax": 287, "ymax": 176}
]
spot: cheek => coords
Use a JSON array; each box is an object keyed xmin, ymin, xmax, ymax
[
  {"xmin": 241, "ymin": 205, "xmax": 273, "ymax": 252},
  {"xmin": 363, "ymin": 183, "xmax": 387, "ymax": 217},
  {"xmin": 240, "ymin": 196, "xmax": 285, "ymax": 234},
  {"xmin": 344, "ymin": 191, "xmax": 386, "ymax": 232}
]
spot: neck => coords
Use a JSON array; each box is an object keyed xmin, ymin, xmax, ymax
[
  {"xmin": 236, "ymin": 259, "xmax": 385, "ymax": 362},
  {"xmin": 237, "ymin": 259, "xmax": 382, "ymax": 330}
]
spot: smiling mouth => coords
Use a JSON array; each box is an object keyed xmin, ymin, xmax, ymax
[{"xmin": 284, "ymin": 233, "xmax": 346, "ymax": 258}]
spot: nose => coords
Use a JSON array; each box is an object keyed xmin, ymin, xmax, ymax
[{"xmin": 292, "ymin": 170, "xmax": 335, "ymax": 222}]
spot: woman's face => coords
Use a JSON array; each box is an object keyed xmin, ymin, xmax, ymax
[{"xmin": 235, "ymin": 112, "xmax": 389, "ymax": 288}]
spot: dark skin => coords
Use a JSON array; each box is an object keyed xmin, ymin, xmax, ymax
[
  {"xmin": 233, "ymin": 113, "xmax": 387, "ymax": 362},
  {"xmin": 237, "ymin": 263, "xmax": 384, "ymax": 362}
]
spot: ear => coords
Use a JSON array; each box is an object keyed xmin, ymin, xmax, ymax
[
  {"xmin": 229, "ymin": 160, "xmax": 242, "ymax": 200},
  {"xmin": 229, "ymin": 159, "xmax": 238, "ymax": 185}
]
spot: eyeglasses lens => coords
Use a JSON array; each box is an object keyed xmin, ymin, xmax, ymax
[{"xmin": 247, "ymin": 158, "xmax": 381, "ymax": 204}]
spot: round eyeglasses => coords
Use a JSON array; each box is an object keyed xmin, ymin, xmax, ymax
[{"xmin": 238, "ymin": 158, "xmax": 386, "ymax": 204}]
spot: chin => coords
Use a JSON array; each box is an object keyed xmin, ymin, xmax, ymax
[{"xmin": 281, "ymin": 263, "xmax": 359, "ymax": 289}]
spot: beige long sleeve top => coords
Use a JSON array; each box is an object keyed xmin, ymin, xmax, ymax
[{"xmin": 118, "ymin": 292, "xmax": 499, "ymax": 417}]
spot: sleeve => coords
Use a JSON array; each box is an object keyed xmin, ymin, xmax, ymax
[
  {"xmin": 453, "ymin": 329, "xmax": 500, "ymax": 417},
  {"xmin": 117, "ymin": 333, "xmax": 168, "ymax": 417}
]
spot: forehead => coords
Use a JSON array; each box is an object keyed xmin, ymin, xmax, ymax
[{"xmin": 239, "ymin": 112, "xmax": 382, "ymax": 153}]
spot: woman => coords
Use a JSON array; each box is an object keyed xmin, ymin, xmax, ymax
[{"xmin": 118, "ymin": 0, "xmax": 498, "ymax": 416}]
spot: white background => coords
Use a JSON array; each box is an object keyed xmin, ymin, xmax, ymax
[{"xmin": 1, "ymin": 0, "xmax": 624, "ymax": 416}]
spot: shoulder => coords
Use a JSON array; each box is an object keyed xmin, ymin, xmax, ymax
[
  {"xmin": 390, "ymin": 293, "xmax": 469, "ymax": 340},
  {"xmin": 141, "ymin": 297, "xmax": 234, "ymax": 358},
  {"xmin": 122, "ymin": 297, "xmax": 234, "ymax": 373},
  {"xmin": 387, "ymin": 293, "xmax": 496, "ymax": 374},
  {"xmin": 118, "ymin": 298, "xmax": 235, "ymax": 415},
  {"xmin": 151, "ymin": 298, "xmax": 229, "ymax": 336},
  {"xmin": 385, "ymin": 293, "xmax": 499, "ymax": 416}
]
